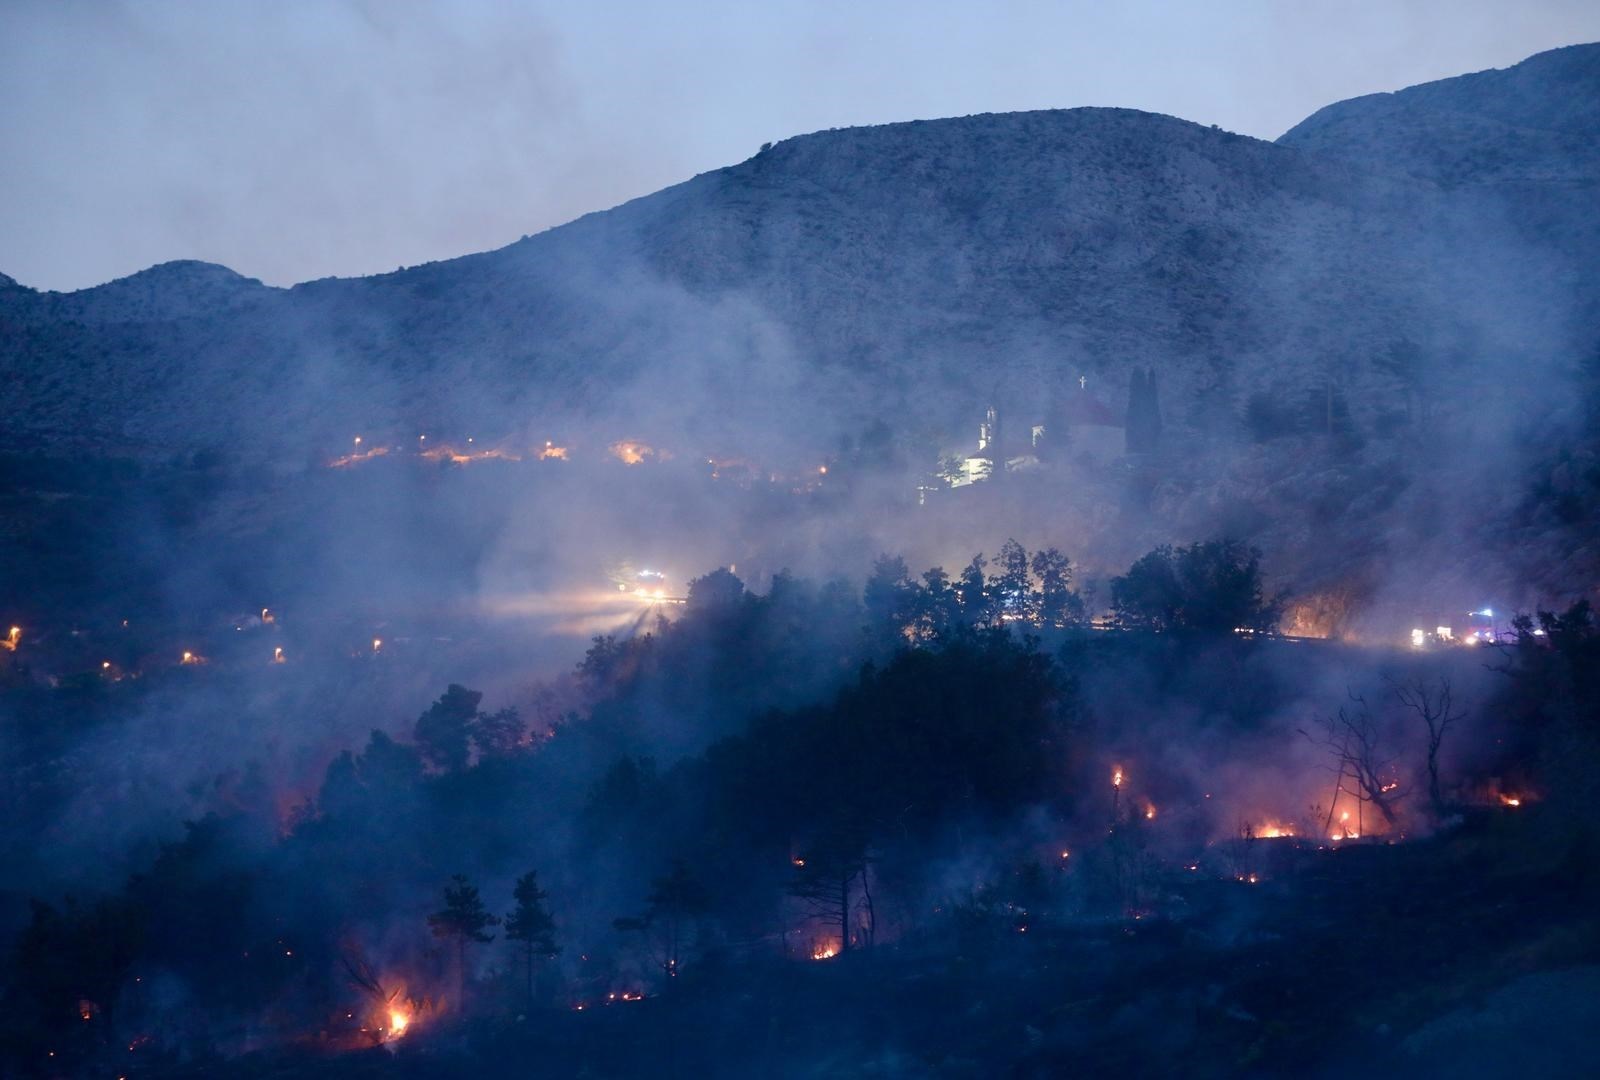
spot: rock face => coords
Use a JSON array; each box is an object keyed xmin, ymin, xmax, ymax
[{"xmin": 1, "ymin": 45, "xmax": 1597, "ymax": 610}]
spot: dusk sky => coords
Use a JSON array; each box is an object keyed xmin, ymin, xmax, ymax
[{"xmin": 4, "ymin": 0, "xmax": 1598, "ymax": 293}]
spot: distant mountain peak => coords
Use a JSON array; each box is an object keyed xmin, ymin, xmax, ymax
[
  {"xmin": 105, "ymin": 259, "xmax": 260, "ymax": 290},
  {"xmin": 1278, "ymin": 42, "xmax": 1600, "ymax": 183}
]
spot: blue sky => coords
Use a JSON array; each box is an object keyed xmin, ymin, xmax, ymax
[{"xmin": 4, "ymin": 0, "xmax": 1598, "ymax": 291}]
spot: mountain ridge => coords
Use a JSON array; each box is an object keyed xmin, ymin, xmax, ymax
[{"xmin": 2, "ymin": 45, "xmax": 1597, "ymax": 610}]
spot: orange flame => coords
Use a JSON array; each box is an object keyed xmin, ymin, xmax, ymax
[
  {"xmin": 328, "ymin": 446, "xmax": 390, "ymax": 468},
  {"xmin": 610, "ymin": 440, "xmax": 656, "ymax": 465}
]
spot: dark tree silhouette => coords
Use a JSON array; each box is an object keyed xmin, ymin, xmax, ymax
[
  {"xmin": 1304, "ymin": 693, "xmax": 1405, "ymax": 829},
  {"xmin": 686, "ymin": 567, "xmax": 745, "ymax": 616},
  {"xmin": 503, "ymin": 871, "xmax": 558, "ymax": 1012},
  {"xmin": 994, "ymin": 539, "xmax": 1034, "ymax": 623},
  {"xmin": 472, "ymin": 706, "xmax": 526, "ymax": 759},
  {"xmin": 1030, "ymin": 546, "xmax": 1079, "ymax": 628},
  {"xmin": 915, "ymin": 565, "xmax": 960, "ymax": 641},
  {"xmin": 1125, "ymin": 367, "xmax": 1163, "ymax": 453},
  {"xmin": 863, "ymin": 554, "xmax": 915, "ymax": 641},
  {"xmin": 1390, "ymin": 675, "xmax": 1465, "ymax": 816},
  {"xmin": 958, "ymin": 554, "xmax": 995, "ymax": 627},
  {"xmin": 414, "ymin": 685, "xmax": 482, "ymax": 774},
  {"xmin": 1111, "ymin": 539, "xmax": 1280, "ymax": 635},
  {"xmin": 788, "ymin": 823, "xmax": 873, "ymax": 954},
  {"xmin": 614, "ymin": 860, "xmax": 712, "ymax": 985},
  {"xmin": 428, "ymin": 875, "xmax": 498, "ymax": 1010}
]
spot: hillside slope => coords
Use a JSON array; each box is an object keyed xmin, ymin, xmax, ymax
[{"xmin": 2, "ymin": 46, "xmax": 1597, "ymax": 614}]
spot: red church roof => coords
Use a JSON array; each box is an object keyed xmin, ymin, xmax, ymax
[{"xmin": 1060, "ymin": 388, "xmax": 1121, "ymax": 427}]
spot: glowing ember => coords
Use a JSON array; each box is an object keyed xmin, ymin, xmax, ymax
[
  {"xmin": 180, "ymin": 650, "xmax": 205, "ymax": 665},
  {"xmin": 328, "ymin": 445, "xmax": 391, "ymax": 468},
  {"xmin": 372, "ymin": 638, "xmax": 382, "ymax": 653},
  {"xmin": 1500, "ymin": 794, "xmax": 1522, "ymax": 807},
  {"xmin": 1112, "ymin": 767, "xmax": 1124, "ymax": 788},
  {"xmin": 273, "ymin": 647, "xmax": 285, "ymax": 663},
  {"xmin": 539, "ymin": 441, "xmax": 569, "ymax": 460},
  {"xmin": 421, "ymin": 444, "xmax": 522, "ymax": 465},
  {"xmin": 1143, "ymin": 802, "xmax": 1156, "ymax": 820},
  {"xmin": 2, "ymin": 626, "xmax": 19, "ymax": 651},
  {"xmin": 610, "ymin": 440, "xmax": 664, "ymax": 465}
]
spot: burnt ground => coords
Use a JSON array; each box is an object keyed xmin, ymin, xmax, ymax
[{"xmin": 129, "ymin": 805, "xmax": 1600, "ymax": 1079}]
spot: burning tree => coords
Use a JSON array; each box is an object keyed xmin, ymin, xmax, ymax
[
  {"xmin": 341, "ymin": 949, "xmax": 428, "ymax": 1044},
  {"xmin": 428, "ymin": 875, "xmax": 499, "ymax": 1011},
  {"xmin": 787, "ymin": 824, "xmax": 874, "ymax": 955},
  {"xmin": 1389, "ymin": 675, "xmax": 1465, "ymax": 817},
  {"xmin": 503, "ymin": 871, "xmax": 558, "ymax": 1012},
  {"xmin": 1304, "ymin": 692, "xmax": 1406, "ymax": 831},
  {"xmin": 613, "ymin": 860, "xmax": 711, "ymax": 986}
]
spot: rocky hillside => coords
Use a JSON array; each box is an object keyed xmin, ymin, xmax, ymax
[
  {"xmin": 1279, "ymin": 43, "xmax": 1600, "ymax": 184},
  {"xmin": 1, "ymin": 45, "xmax": 1592, "ymax": 460},
  {"xmin": 2, "ymin": 45, "xmax": 1597, "ymax": 615}
]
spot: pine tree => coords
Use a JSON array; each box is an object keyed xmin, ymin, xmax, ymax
[
  {"xmin": 503, "ymin": 871, "xmax": 557, "ymax": 1012},
  {"xmin": 1125, "ymin": 368, "xmax": 1163, "ymax": 454},
  {"xmin": 1146, "ymin": 367, "xmax": 1162, "ymax": 449},
  {"xmin": 428, "ymin": 875, "xmax": 498, "ymax": 1010}
]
